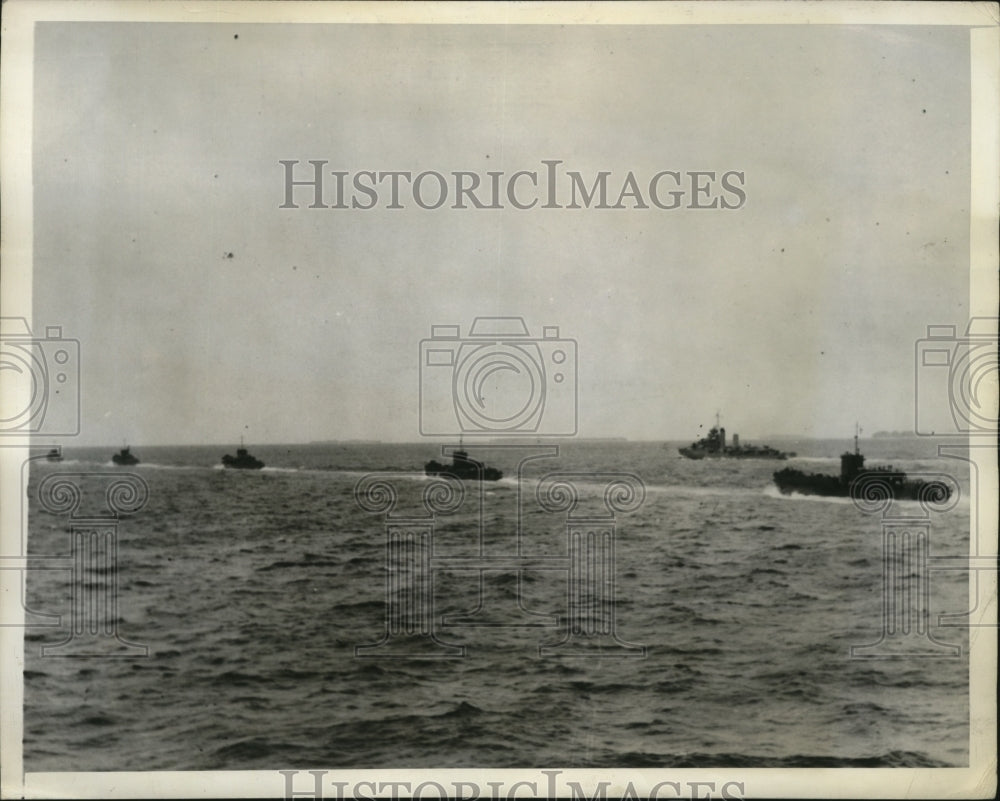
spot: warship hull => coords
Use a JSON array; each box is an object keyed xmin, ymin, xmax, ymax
[
  {"xmin": 425, "ymin": 450, "xmax": 502, "ymax": 481},
  {"xmin": 112, "ymin": 447, "xmax": 139, "ymax": 466},
  {"xmin": 679, "ymin": 446, "xmax": 788, "ymax": 460},
  {"xmin": 679, "ymin": 421, "xmax": 791, "ymax": 460},
  {"xmin": 773, "ymin": 467, "xmax": 949, "ymax": 501},
  {"xmin": 222, "ymin": 447, "xmax": 264, "ymax": 470}
]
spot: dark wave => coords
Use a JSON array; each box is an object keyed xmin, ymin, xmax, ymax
[
  {"xmin": 212, "ymin": 737, "xmax": 301, "ymax": 762},
  {"xmin": 257, "ymin": 558, "xmax": 341, "ymax": 570},
  {"xmin": 606, "ymin": 750, "xmax": 955, "ymax": 767},
  {"xmin": 230, "ymin": 695, "xmax": 271, "ymax": 709},
  {"xmin": 327, "ymin": 599, "xmax": 389, "ymax": 616},
  {"xmin": 748, "ymin": 566, "xmax": 786, "ymax": 576},
  {"xmin": 74, "ymin": 713, "xmax": 116, "ymax": 727},
  {"xmin": 842, "ymin": 701, "xmax": 889, "ymax": 715},
  {"xmin": 438, "ymin": 700, "xmax": 487, "ymax": 719},
  {"xmin": 553, "ymin": 679, "xmax": 640, "ymax": 694},
  {"xmin": 846, "ymin": 667, "xmax": 940, "ymax": 690},
  {"xmin": 209, "ymin": 670, "xmax": 269, "ymax": 687}
]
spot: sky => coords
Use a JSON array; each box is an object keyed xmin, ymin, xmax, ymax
[{"xmin": 27, "ymin": 21, "xmax": 973, "ymax": 445}]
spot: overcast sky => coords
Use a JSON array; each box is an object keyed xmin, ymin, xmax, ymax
[{"xmin": 30, "ymin": 22, "xmax": 971, "ymax": 445}]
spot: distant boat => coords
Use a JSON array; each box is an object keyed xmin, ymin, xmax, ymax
[
  {"xmin": 425, "ymin": 446, "xmax": 502, "ymax": 481},
  {"xmin": 222, "ymin": 444, "xmax": 264, "ymax": 470},
  {"xmin": 679, "ymin": 413, "xmax": 792, "ymax": 460},
  {"xmin": 773, "ymin": 429, "xmax": 951, "ymax": 501},
  {"xmin": 112, "ymin": 446, "xmax": 140, "ymax": 466},
  {"xmin": 45, "ymin": 448, "xmax": 63, "ymax": 462}
]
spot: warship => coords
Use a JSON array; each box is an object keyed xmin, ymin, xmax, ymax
[
  {"xmin": 45, "ymin": 448, "xmax": 63, "ymax": 462},
  {"xmin": 112, "ymin": 445, "xmax": 140, "ymax": 466},
  {"xmin": 222, "ymin": 439, "xmax": 265, "ymax": 470},
  {"xmin": 425, "ymin": 442, "xmax": 502, "ymax": 481},
  {"xmin": 773, "ymin": 430, "xmax": 951, "ymax": 501},
  {"xmin": 679, "ymin": 414, "xmax": 792, "ymax": 460}
]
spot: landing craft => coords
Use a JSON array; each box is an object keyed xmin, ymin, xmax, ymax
[
  {"xmin": 112, "ymin": 444, "xmax": 140, "ymax": 466},
  {"xmin": 425, "ymin": 439, "xmax": 502, "ymax": 481},
  {"xmin": 222, "ymin": 437, "xmax": 265, "ymax": 469},
  {"xmin": 773, "ymin": 426, "xmax": 951, "ymax": 501}
]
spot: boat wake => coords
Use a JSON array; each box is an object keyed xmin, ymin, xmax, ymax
[
  {"xmin": 647, "ymin": 483, "xmax": 763, "ymax": 498},
  {"xmin": 763, "ymin": 483, "xmax": 969, "ymax": 509},
  {"xmin": 763, "ymin": 484, "xmax": 855, "ymax": 504}
]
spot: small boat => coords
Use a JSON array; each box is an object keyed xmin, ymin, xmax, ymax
[
  {"xmin": 425, "ymin": 444, "xmax": 502, "ymax": 481},
  {"xmin": 112, "ymin": 445, "xmax": 140, "ymax": 466},
  {"xmin": 679, "ymin": 413, "xmax": 792, "ymax": 460},
  {"xmin": 773, "ymin": 428, "xmax": 951, "ymax": 501},
  {"xmin": 45, "ymin": 448, "xmax": 63, "ymax": 462},
  {"xmin": 222, "ymin": 443, "xmax": 265, "ymax": 470}
]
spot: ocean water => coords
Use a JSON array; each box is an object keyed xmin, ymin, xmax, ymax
[{"xmin": 21, "ymin": 439, "xmax": 970, "ymax": 770}]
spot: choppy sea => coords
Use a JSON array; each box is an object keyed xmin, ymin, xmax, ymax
[{"xmin": 21, "ymin": 438, "xmax": 970, "ymax": 770}]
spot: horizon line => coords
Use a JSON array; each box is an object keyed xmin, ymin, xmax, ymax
[{"xmin": 31, "ymin": 432, "xmax": 935, "ymax": 449}]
